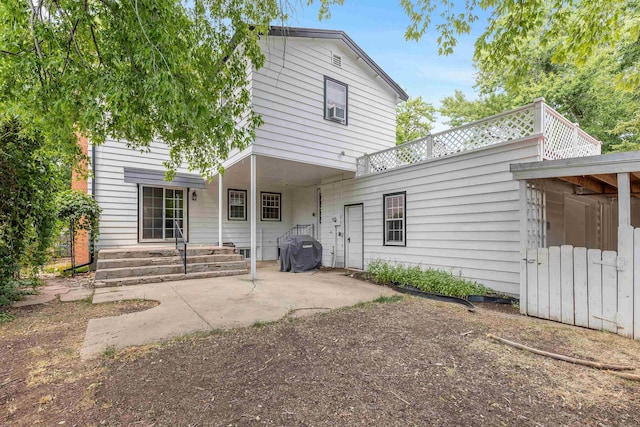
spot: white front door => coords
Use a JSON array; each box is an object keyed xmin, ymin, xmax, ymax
[{"xmin": 345, "ymin": 204, "xmax": 363, "ymax": 269}]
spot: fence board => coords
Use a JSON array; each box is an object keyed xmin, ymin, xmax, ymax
[
  {"xmin": 602, "ymin": 251, "xmax": 618, "ymax": 334},
  {"xmin": 635, "ymin": 229, "xmax": 640, "ymax": 339},
  {"xmin": 526, "ymin": 248, "xmax": 539, "ymax": 317},
  {"xmin": 587, "ymin": 249, "xmax": 603, "ymax": 330},
  {"xmin": 520, "ymin": 249, "xmax": 528, "ymax": 315},
  {"xmin": 560, "ymin": 245, "xmax": 575, "ymax": 325},
  {"xmin": 548, "ymin": 246, "xmax": 562, "ymax": 322},
  {"xmin": 573, "ymin": 247, "xmax": 589, "ymax": 327},
  {"xmin": 537, "ymin": 248, "xmax": 550, "ymax": 319},
  {"xmin": 618, "ymin": 226, "xmax": 634, "ymax": 337}
]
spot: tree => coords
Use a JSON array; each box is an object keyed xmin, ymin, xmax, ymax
[
  {"xmin": 0, "ymin": 1, "xmax": 279, "ymax": 177},
  {"xmin": 315, "ymin": 1, "xmax": 640, "ymax": 93},
  {"xmin": 396, "ymin": 96, "xmax": 436, "ymax": 144},
  {"xmin": 439, "ymin": 42, "xmax": 640, "ymax": 152},
  {"xmin": 439, "ymin": 91, "xmax": 511, "ymax": 127},
  {"xmin": 56, "ymin": 190, "xmax": 102, "ymax": 275},
  {"xmin": 0, "ymin": 120, "xmax": 64, "ymax": 292}
]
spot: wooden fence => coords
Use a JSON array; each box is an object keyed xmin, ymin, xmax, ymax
[{"xmin": 522, "ymin": 226, "xmax": 640, "ymax": 339}]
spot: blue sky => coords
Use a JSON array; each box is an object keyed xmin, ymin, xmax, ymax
[{"xmin": 283, "ymin": 1, "xmax": 491, "ymax": 130}]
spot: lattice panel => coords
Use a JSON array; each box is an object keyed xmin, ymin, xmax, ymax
[
  {"xmin": 358, "ymin": 107, "xmax": 535, "ymax": 175},
  {"xmin": 543, "ymin": 111, "xmax": 601, "ymax": 159},
  {"xmin": 527, "ymin": 183, "xmax": 546, "ymax": 249},
  {"xmin": 432, "ymin": 107, "xmax": 535, "ymax": 158},
  {"xmin": 543, "ymin": 111, "xmax": 575, "ymax": 159}
]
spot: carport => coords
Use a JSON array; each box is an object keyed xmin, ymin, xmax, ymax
[{"xmin": 511, "ymin": 151, "xmax": 640, "ymax": 339}]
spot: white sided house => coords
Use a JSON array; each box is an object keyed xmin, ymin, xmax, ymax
[{"xmin": 84, "ymin": 26, "xmax": 640, "ymax": 339}]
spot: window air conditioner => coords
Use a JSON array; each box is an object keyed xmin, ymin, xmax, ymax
[{"xmin": 328, "ymin": 106, "xmax": 345, "ymax": 121}]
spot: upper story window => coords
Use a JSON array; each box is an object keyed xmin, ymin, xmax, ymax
[
  {"xmin": 383, "ymin": 192, "xmax": 406, "ymax": 246},
  {"xmin": 228, "ymin": 189, "xmax": 247, "ymax": 221},
  {"xmin": 324, "ymin": 76, "xmax": 348, "ymax": 125}
]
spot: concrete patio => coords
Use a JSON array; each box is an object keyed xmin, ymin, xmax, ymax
[{"xmin": 80, "ymin": 265, "xmax": 395, "ymax": 360}]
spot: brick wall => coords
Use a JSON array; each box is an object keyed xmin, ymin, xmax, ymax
[{"xmin": 71, "ymin": 135, "xmax": 90, "ymax": 265}]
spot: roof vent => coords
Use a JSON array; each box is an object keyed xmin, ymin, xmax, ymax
[{"xmin": 331, "ymin": 53, "xmax": 342, "ymax": 67}]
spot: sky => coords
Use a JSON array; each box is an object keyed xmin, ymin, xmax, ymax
[{"xmin": 282, "ymin": 1, "xmax": 492, "ymax": 131}]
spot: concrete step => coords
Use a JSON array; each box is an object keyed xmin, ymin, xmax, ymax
[
  {"xmin": 97, "ymin": 254, "xmax": 244, "ymax": 270},
  {"xmin": 98, "ymin": 246, "xmax": 237, "ymax": 260},
  {"xmin": 95, "ymin": 261, "xmax": 248, "ymax": 280},
  {"xmin": 94, "ymin": 269, "xmax": 249, "ymax": 288}
]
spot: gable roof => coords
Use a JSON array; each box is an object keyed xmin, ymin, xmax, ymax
[{"xmin": 268, "ymin": 26, "xmax": 409, "ymax": 101}]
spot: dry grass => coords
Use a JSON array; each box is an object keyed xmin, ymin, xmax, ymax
[{"xmin": 0, "ymin": 296, "xmax": 157, "ymax": 425}]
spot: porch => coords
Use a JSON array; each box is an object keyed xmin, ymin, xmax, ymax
[{"xmin": 512, "ymin": 152, "xmax": 640, "ymax": 339}]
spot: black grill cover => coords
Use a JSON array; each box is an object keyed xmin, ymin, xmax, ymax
[{"xmin": 279, "ymin": 235, "xmax": 322, "ymax": 273}]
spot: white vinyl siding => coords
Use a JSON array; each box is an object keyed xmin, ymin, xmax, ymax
[
  {"xmin": 252, "ymin": 37, "xmax": 398, "ymax": 171},
  {"xmin": 317, "ymin": 139, "xmax": 542, "ymax": 295}
]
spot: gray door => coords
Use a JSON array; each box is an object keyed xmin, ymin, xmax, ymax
[{"xmin": 345, "ymin": 204, "xmax": 363, "ymax": 269}]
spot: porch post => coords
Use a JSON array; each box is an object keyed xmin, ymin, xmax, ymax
[
  {"xmin": 218, "ymin": 173, "xmax": 223, "ymax": 247},
  {"xmin": 617, "ymin": 172, "xmax": 633, "ymax": 337},
  {"xmin": 518, "ymin": 179, "xmax": 529, "ymax": 315},
  {"xmin": 250, "ymin": 154, "xmax": 257, "ymax": 280}
]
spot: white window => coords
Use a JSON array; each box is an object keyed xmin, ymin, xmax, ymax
[
  {"xmin": 261, "ymin": 192, "xmax": 281, "ymax": 221},
  {"xmin": 228, "ymin": 189, "xmax": 247, "ymax": 221},
  {"xmin": 384, "ymin": 192, "xmax": 406, "ymax": 246},
  {"xmin": 324, "ymin": 77, "xmax": 347, "ymax": 124},
  {"xmin": 140, "ymin": 186, "xmax": 185, "ymax": 241}
]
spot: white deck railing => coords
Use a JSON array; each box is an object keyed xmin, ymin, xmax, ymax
[{"xmin": 356, "ymin": 98, "xmax": 601, "ymax": 176}]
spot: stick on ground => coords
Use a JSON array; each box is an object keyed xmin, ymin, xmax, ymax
[{"xmin": 486, "ymin": 333, "xmax": 636, "ymax": 371}]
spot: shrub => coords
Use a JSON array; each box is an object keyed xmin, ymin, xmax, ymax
[{"xmin": 367, "ymin": 259, "xmax": 490, "ymax": 298}]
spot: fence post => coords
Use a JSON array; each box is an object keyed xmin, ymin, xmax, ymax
[
  {"xmin": 426, "ymin": 134, "xmax": 433, "ymax": 159},
  {"xmin": 533, "ymin": 97, "xmax": 545, "ymax": 134}
]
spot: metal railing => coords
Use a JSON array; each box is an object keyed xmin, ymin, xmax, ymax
[
  {"xmin": 356, "ymin": 99, "xmax": 602, "ymax": 177},
  {"xmin": 174, "ymin": 220, "xmax": 187, "ymax": 274}
]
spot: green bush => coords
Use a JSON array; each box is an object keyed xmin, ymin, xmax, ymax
[
  {"xmin": 0, "ymin": 278, "xmax": 41, "ymax": 307},
  {"xmin": 367, "ymin": 259, "xmax": 490, "ymax": 298}
]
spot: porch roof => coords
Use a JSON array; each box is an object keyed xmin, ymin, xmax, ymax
[{"xmin": 511, "ymin": 151, "xmax": 640, "ymax": 196}]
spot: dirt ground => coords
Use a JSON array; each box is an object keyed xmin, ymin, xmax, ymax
[{"xmin": 2, "ymin": 288, "xmax": 640, "ymax": 426}]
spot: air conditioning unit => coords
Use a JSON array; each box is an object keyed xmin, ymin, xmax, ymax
[{"xmin": 328, "ymin": 106, "xmax": 345, "ymax": 121}]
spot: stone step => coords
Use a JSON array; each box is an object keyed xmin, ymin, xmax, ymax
[
  {"xmin": 97, "ymin": 254, "xmax": 244, "ymax": 270},
  {"xmin": 98, "ymin": 246, "xmax": 237, "ymax": 260},
  {"xmin": 95, "ymin": 261, "xmax": 248, "ymax": 280},
  {"xmin": 94, "ymin": 269, "xmax": 248, "ymax": 288}
]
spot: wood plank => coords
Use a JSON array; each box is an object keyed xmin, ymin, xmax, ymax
[
  {"xmin": 537, "ymin": 248, "xmax": 550, "ymax": 319},
  {"xmin": 602, "ymin": 251, "xmax": 618, "ymax": 334},
  {"xmin": 549, "ymin": 246, "xmax": 562, "ymax": 322},
  {"xmin": 635, "ymin": 229, "xmax": 640, "ymax": 339},
  {"xmin": 561, "ymin": 245, "xmax": 575, "ymax": 325},
  {"xmin": 527, "ymin": 248, "xmax": 539, "ymax": 317},
  {"xmin": 587, "ymin": 249, "xmax": 603, "ymax": 330},
  {"xmin": 592, "ymin": 174, "xmax": 618, "ymax": 188},
  {"xmin": 558, "ymin": 176, "xmax": 605, "ymax": 193},
  {"xmin": 573, "ymin": 247, "xmax": 589, "ymax": 327},
  {"xmin": 618, "ymin": 225, "xmax": 634, "ymax": 337}
]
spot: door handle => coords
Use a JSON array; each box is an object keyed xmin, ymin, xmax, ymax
[{"xmin": 347, "ymin": 237, "xmax": 351, "ymax": 243}]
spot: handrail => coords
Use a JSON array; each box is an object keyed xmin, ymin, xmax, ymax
[{"xmin": 174, "ymin": 220, "xmax": 187, "ymax": 274}]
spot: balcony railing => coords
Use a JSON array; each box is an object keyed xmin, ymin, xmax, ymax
[{"xmin": 356, "ymin": 98, "xmax": 601, "ymax": 177}]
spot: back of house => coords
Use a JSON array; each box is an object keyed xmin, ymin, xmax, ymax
[{"xmin": 76, "ymin": 26, "xmax": 604, "ymax": 298}]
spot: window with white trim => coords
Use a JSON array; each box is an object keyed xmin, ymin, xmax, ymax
[
  {"xmin": 384, "ymin": 192, "xmax": 406, "ymax": 246},
  {"xmin": 261, "ymin": 192, "xmax": 281, "ymax": 221},
  {"xmin": 140, "ymin": 186, "xmax": 185, "ymax": 241},
  {"xmin": 228, "ymin": 189, "xmax": 247, "ymax": 221},
  {"xmin": 324, "ymin": 76, "xmax": 348, "ymax": 124}
]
